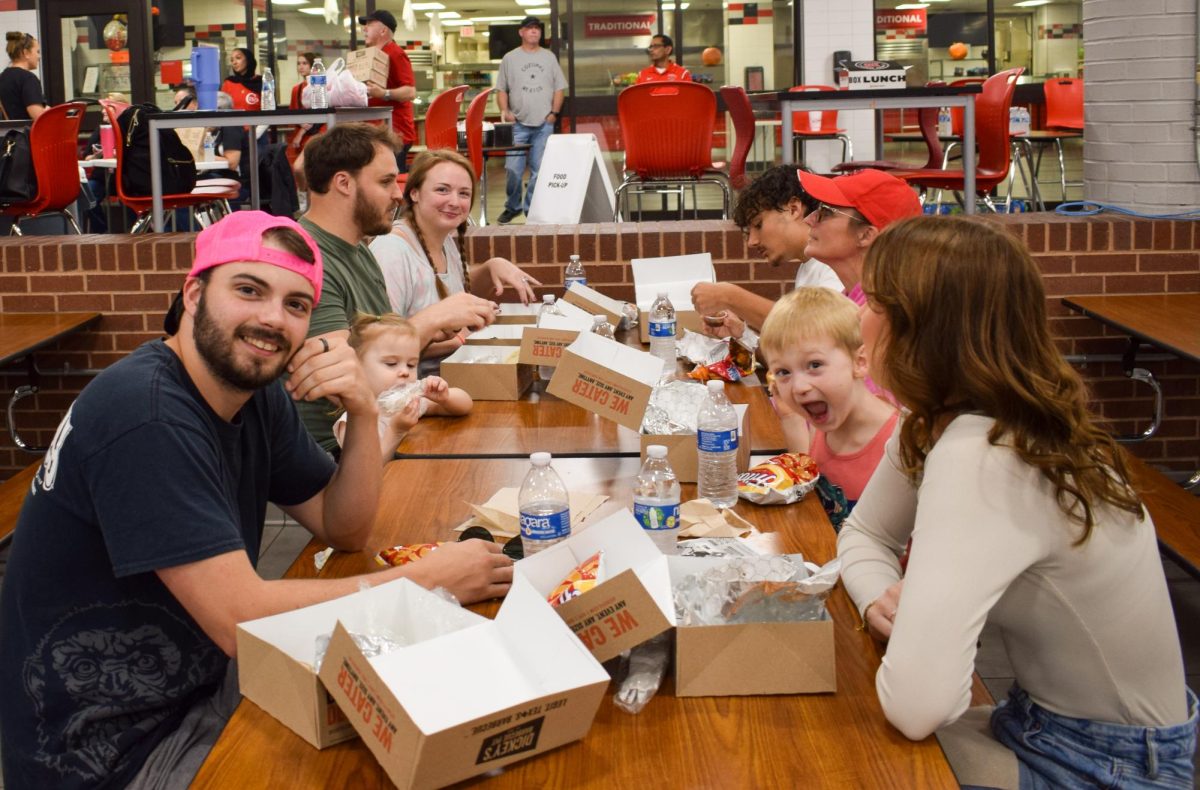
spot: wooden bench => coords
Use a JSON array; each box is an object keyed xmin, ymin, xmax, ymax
[
  {"xmin": 1126, "ymin": 454, "xmax": 1200, "ymax": 578},
  {"xmin": 0, "ymin": 462, "xmax": 38, "ymax": 547}
]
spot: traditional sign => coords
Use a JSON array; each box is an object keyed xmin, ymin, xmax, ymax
[
  {"xmin": 584, "ymin": 14, "xmax": 656, "ymax": 38},
  {"xmin": 875, "ymin": 9, "xmax": 926, "ymax": 31}
]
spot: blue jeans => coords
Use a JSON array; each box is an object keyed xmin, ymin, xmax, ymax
[
  {"xmin": 504, "ymin": 121, "xmax": 553, "ymax": 214},
  {"xmin": 990, "ymin": 683, "xmax": 1197, "ymax": 789}
]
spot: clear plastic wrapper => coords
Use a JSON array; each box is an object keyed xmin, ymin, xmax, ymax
[
  {"xmin": 613, "ymin": 632, "xmax": 671, "ymax": 715},
  {"xmin": 673, "ymin": 556, "xmax": 841, "ymax": 626},
  {"xmin": 377, "ymin": 381, "xmax": 423, "ymax": 416},
  {"xmin": 620, "ymin": 301, "xmax": 640, "ymax": 329},
  {"xmin": 640, "ymin": 379, "xmax": 709, "ymax": 434}
]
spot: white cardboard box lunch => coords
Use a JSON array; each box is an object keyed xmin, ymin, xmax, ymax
[
  {"xmin": 513, "ymin": 509, "xmax": 676, "ymax": 663},
  {"xmin": 464, "ymin": 324, "xmax": 526, "ymax": 346},
  {"xmin": 439, "ymin": 344, "xmax": 534, "ymax": 401},
  {"xmin": 560, "ymin": 283, "xmax": 626, "ymax": 327},
  {"xmin": 632, "ymin": 253, "xmax": 715, "ymax": 343},
  {"xmin": 639, "ymin": 401, "xmax": 752, "ymax": 484},
  {"xmin": 317, "ymin": 577, "xmax": 609, "ymax": 789},
  {"xmin": 545, "ymin": 330, "xmax": 666, "ymax": 431},
  {"xmin": 517, "ymin": 300, "xmax": 595, "ymax": 369}
]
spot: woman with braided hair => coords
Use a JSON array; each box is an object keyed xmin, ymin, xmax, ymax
[{"xmin": 371, "ymin": 149, "xmax": 541, "ymax": 374}]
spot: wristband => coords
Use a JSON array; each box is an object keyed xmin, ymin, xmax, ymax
[{"xmin": 856, "ymin": 601, "xmax": 877, "ymax": 632}]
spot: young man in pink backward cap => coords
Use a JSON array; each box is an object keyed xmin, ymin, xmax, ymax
[{"xmin": 0, "ymin": 211, "xmax": 512, "ymax": 789}]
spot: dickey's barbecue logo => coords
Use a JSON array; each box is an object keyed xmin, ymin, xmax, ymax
[{"xmin": 476, "ymin": 717, "xmax": 545, "ymax": 764}]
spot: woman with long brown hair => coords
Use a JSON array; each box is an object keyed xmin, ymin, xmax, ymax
[
  {"xmin": 370, "ymin": 149, "xmax": 540, "ymax": 374},
  {"xmin": 839, "ymin": 216, "xmax": 1195, "ymax": 787}
]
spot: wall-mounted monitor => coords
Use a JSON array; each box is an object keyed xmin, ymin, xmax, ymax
[
  {"xmin": 928, "ymin": 13, "xmax": 989, "ymax": 48},
  {"xmin": 489, "ymin": 24, "xmax": 542, "ymax": 59}
]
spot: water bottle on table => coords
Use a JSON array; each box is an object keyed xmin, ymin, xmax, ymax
[
  {"xmin": 518, "ymin": 452, "xmax": 571, "ymax": 555},
  {"xmin": 697, "ymin": 380, "xmax": 739, "ymax": 509},
  {"xmin": 536, "ymin": 294, "xmax": 560, "ymax": 381},
  {"xmin": 564, "ymin": 254, "xmax": 586, "ymax": 291},
  {"xmin": 634, "ymin": 445, "xmax": 682, "ymax": 554},
  {"xmin": 648, "ymin": 291, "xmax": 677, "ymax": 368},
  {"xmin": 309, "ymin": 58, "xmax": 329, "ymax": 109},
  {"xmin": 202, "ymin": 131, "xmax": 216, "ymax": 163},
  {"xmin": 590, "ymin": 314, "xmax": 615, "ymax": 340},
  {"xmin": 261, "ymin": 67, "xmax": 276, "ymax": 111}
]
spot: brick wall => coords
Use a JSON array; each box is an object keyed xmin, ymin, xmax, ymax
[
  {"xmin": 1, "ymin": 215, "xmax": 1197, "ymax": 481},
  {"xmin": 1083, "ymin": 0, "xmax": 1200, "ymax": 210}
]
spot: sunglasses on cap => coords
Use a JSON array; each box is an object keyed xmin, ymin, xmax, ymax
[{"xmin": 811, "ymin": 202, "xmax": 867, "ymax": 225}]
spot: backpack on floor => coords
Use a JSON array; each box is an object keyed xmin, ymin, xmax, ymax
[{"xmin": 116, "ymin": 103, "xmax": 198, "ymax": 196}]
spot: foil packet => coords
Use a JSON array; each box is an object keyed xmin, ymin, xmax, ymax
[
  {"xmin": 673, "ymin": 555, "xmax": 841, "ymax": 626},
  {"xmin": 640, "ymin": 379, "xmax": 709, "ymax": 435}
]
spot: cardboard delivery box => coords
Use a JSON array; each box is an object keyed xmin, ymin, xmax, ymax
[
  {"xmin": 632, "ymin": 253, "xmax": 715, "ymax": 344},
  {"xmin": 440, "ymin": 345, "xmax": 534, "ymax": 401},
  {"xmin": 638, "ymin": 402, "xmax": 751, "ymax": 483},
  {"xmin": 517, "ymin": 301, "xmax": 595, "ymax": 369},
  {"xmin": 235, "ymin": 578, "xmax": 482, "ymax": 749},
  {"xmin": 514, "ymin": 509, "xmax": 676, "ymax": 663},
  {"xmin": 319, "ymin": 577, "xmax": 609, "ymax": 789},
  {"xmin": 494, "ymin": 302, "xmax": 541, "ymax": 324},
  {"xmin": 345, "ymin": 46, "xmax": 390, "ymax": 85},
  {"xmin": 464, "ymin": 324, "xmax": 526, "ymax": 346},
  {"xmin": 546, "ymin": 331, "xmax": 665, "ymax": 431},
  {"xmin": 667, "ymin": 555, "xmax": 836, "ymax": 697},
  {"xmin": 561, "ymin": 283, "xmax": 626, "ymax": 327}
]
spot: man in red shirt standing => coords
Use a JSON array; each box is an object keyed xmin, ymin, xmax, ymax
[
  {"xmin": 636, "ymin": 34, "xmax": 691, "ymax": 84},
  {"xmin": 358, "ymin": 10, "xmax": 418, "ymax": 171}
]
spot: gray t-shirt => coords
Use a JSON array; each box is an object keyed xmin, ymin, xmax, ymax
[{"xmin": 496, "ymin": 46, "xmax": 567, "ymax": 126}]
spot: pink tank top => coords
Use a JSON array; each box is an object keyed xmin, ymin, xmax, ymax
[{"xmin": 810, "ymin": 410, "xmax": 899, "ymax": 503}]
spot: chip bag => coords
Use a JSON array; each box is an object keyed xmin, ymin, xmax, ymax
[
  {"xmin": 546, "ymin": 550, "xmax": 606, "ymax": 607},
  {"xmin": 375, "ymin": 543, "xmax": 441, "ymax": 567},
  {"xmin": 737, "ymin": 453, "xmax": 820, "ymax": 505}
]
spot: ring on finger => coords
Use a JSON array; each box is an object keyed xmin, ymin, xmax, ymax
[{"xmin": 319, "ymin": 337, "xmax": 330, "ymax": 353}]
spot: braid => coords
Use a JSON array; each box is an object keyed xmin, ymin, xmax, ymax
[
  {"xmin": 404, "ymin": 213, "xmax": 449, "ymax": 300},
  {"xmin": 457, "ymin": 221, "xmax": 470, "ymax": 293}
]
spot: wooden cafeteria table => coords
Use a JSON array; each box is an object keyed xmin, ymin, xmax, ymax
[
  {"xmin": 193, "ymin": 456, "xmax": 962, "ymax": 789},
  {"xmin": 399, "ymin": 377, "xmax": 788, "ymax": 458},
  {"xmin": 0, "ymin": 312, "xmax": 101, "ymax": 368},
  {"xmin": 1061, "ymin": 293, "xmax": 1200, "ymax": 364}
]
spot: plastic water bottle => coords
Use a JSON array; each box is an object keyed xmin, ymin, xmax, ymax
[
  {"xmin": 309, "ymin": 58, "xmax": 329, "ymax": 109},
  {"xmin": 937, "ymin": 106, "xmax": 952, "ymax": 137},
  {"xmin": 202, "ymin": 131, "xmax": 216, "ymax": 163},
  {"xmin": 590, "ymin": 314, "xmax": 615, "ymax": 340},
  {"xmin": 518, "ymin": 452, "xmax": 571, "ymax": 555},
  {"xmin": 536, "ymin": 294, "xmax": 560, "ymax": 381},
  {"xmin": 648, "ymin": 291, "xmax": 676, "ymax": 368},
  {"xmin": 634, "ymin": 445, "xmax": 682, "ymax": 554},
  {"xmin": 564, "ymin": 254, "xmax": 586, "ymax": 291},
  {"xmin": 261, "ymin": 67, "xmax": 276, "ymax": 111},
  {"xmin": 697, "ymin": 379, "xmax": 739, "ymax": 509}
]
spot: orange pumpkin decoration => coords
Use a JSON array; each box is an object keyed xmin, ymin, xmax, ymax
[
  {"xmin": 948, "ymin": 42, "xmax": 969, "ymax": 60},
  {"xmin": 701, "ymin": 46, "xmax": 723, "ymax": 67}
]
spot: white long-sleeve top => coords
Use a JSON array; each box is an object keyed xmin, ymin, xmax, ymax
[{"xmin": 838, "ymin": 414, "xmax": 1188, "ymax": 741}]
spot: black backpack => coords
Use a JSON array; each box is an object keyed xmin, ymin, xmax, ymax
[{"xmin": 116, "ymin": 103, "xmax": 197, "ymax": 196}]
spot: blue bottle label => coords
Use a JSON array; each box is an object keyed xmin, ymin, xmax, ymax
[
  {"xmin": 649, "ymin": 320, "xmax": 676, "ymax": 338},
  {"xmin": 310, "ymin": 75, "xmax": 326, "ymax": 86},
  {"xmin": 698, "ymin": 428, "xmax": 739, "ymax": 452},
  {"xmin": 634, "ymin": 501, "xmax": 680, "ymax": 531},
  {"xmin": 565, "ymin": 276, "xmax": 587, "ymax": 289},
  {"xmin": 519, "ymin": 509, "xmax": 571, "ymax": 540}
]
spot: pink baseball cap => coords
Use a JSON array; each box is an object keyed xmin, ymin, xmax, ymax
[
  {"xmin": 189, "ymin": 211, "xmax": 324, "ymax": 302},
  {"xmin": 797, "ymin": 169, "xmax": 922, "ymax": 230}
]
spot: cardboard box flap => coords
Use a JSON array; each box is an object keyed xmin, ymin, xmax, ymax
[
  {"xmin": 561, "ymin": 283, "xmax": 625, "ymax": 324},
  {"xmin": 495, "ymin": 302, "xmax": 541, "ymax": 323},
  {"xmin": 443, "ymin": 344, "xmax": 521, "ymax": 364},
  {"xmin": 235, "ymin": 627, "xmax": 327, "ymax": 746},
  {"xmin": 675, "ymin": 620, "xmax": 836, "ymax": 695},
  {"xmin": 554, "ymin": 299, "xmax": 595, "ymax": 323},
  {"xmin": 538, "ymin": 312, "xmax": 593, "ymax": 332},
  {"xmin": 631, "ymin": 253, "xmax": 715, "ymax": 310},
  {"xmin": 465, "ymin": 324, "xmax": 526, "ymax": 343},
  {"xmin": 566, "ymin": 331, "xmax": 664, "ymax": 386}
]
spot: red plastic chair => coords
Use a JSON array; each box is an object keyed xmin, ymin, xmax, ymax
[
  {"xmin": 789, "ymin": 84, "xmax": 852, "ymax": 164},
  {"xmin": 948, "ymin": 77, "xmax": 987, "ymax": 136},
  {"xmin": 2, "ymin": 101, "xmax": 87, "ymax": 235},
  {"xmin": 718, "ymin": 86, "xmax": 755, "ymax": 190},
  {"xmin": 890, "ymin": 68, "xmax": 1024, "ymax": 211},
  {"xmin": 833, "ymin": 84, "xmax": 946, "ymax": 173},
  {"xmin": 424, "ymin": 85, "xmax": 468, "ymax": 150},
  {"xmin": 464, "ymin": 88, "xmax": 495, "ymax": 223},
  {"xmin": 1029, "ymin": 77, "xmax": 1084, "ymax": 200},
  {"xmin": 615, "ymin": 81, "xmax": 731, "ymax": 220}
]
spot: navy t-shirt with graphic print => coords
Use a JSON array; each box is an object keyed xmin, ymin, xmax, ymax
[{"xmin": 0, "ymin": 340, "xmax": 335, "ymax": 789}]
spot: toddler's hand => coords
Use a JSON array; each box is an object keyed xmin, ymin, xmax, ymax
[
  {"xmin": 387, "ymin": 396, "xmax": 422, "ymax": 434},
  {"xmin": 422, "ymin": 376, "xmax": 450, "ymax": 404}
]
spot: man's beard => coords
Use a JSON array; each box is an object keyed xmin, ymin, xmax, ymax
[
  {"xmin": 355, "ymin": 186, "xmax": 395, "ymax": 237},
  {"xmin": 193, "ymin": 294, "xmax": 292, "ymax": 392}
]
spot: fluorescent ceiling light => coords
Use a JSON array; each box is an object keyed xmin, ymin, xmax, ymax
[
  {"xmin": 298, "ymin": 7, "xmax": 327, "ymax": 14},
  {"xmin": 411, "ymin": 2, "xmax": 445, "ymax": 8},
  {"xmin": 426, "ymin": 10, "xmax": 461, "ymax": 17},
  {"xmin": 1013, "ymin": 0, "xmax": 1050, "ymax": 5},
  {"xmin": 441, "ymin": 19, "xmax": 476, "ymax": 25},
  {"xmin": 515, "ymin": 0, "xmax": 546, "ymax": 5},
  {"xmin": 894, "ymin": 3, "xmax": 929, "ymax": 7},
  {"xmin": 469, "ymin": 15, "xmax": 528, "ymax": 22},
  {"xmin": 271, "ymin": 0, "xmax": 308, "ymax": 5},
  {"xmin": 527, "ymin": 8, "xmax": 551, "ymax": 15}
]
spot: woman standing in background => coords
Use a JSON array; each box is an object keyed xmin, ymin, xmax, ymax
[
  {"xmin": 221, "ymin": 46, "xmax": 262, "ymax": 111},
  {"xmin": 289, "ymin": 51, "xmax": 321, "ymax": 153},
  {"xmin": 0, "ymin": 32, "xmax": 46, "ymax": 121}
]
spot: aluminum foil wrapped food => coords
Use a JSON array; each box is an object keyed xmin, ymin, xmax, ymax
[
  {"xmin": 377, "ymin": 381, "xmax": 424, "ymax": 416},
  {"xmin": 311, "ymin": 585, "xmax": 460, "ymax": 671},
  {"xmin": 673, "ymin": 555, "xmax": 841, "ymax": 626},
  {"xmin": 640, "ymin": 379, "xmax": 710, "ymax": 435},
  {"xmin": 678, "ymin": 330, "xmax": 727, "ymax": 366},
  {"xmin": 737, "ymin": 453, "xmax": 821, "ymax": 505}
]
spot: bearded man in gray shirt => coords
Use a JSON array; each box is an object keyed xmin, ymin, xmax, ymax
[{"xmin": 495, "ymin": 16, "xmax": 567, "ymax": 224}]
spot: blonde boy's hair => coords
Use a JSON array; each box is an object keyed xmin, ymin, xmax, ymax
[
  {"xmin": 760, "ymin": 287, "xmax": 862, "ymax": 361},
  {"xmin": 347, "ymin": 312, "xmax": 419, "ymax": 351}
]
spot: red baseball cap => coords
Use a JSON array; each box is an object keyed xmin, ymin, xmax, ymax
[{"xmin": 797, "ymin": 169, "xmax": 922, "ymax": 230}]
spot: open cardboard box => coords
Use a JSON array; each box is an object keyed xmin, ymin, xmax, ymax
[
  {"xmin": 638, "ymin": 402, "xmax": 751, "ymax": 483},
  {"xmin": 667, "ymin": 555, "xmax": 836, "ymax": 697},
  {"xmin": 236, "ymin": 578, "xmax": 482, "ymax": 749},
  {"xmin": 632, "ymin": 254, "xmax": 715, "ymax": 343},
  {"xmin": 464, "ymin": 324, "xmax": 526, "ymax": 346},
  {"xmin": 560, "ymin": 283, "xmax": 626, "ymax": 327},
  {"xmin": 517, "ymin": 301, "xmax": 595, "ymax": 369},
  {"xmin": 345, "ymin": 46, "xmax": 390, "ymax": 85},
  {"xmin": 440, "ymin": 345, "xmax": 534, "ymax": 401},
  {"xmin": 316, "ymin": 577, "xmax": 609, "ymax": 789},
  {"xmin": 546, "ymin": 331, "xmax": 665, "ymax": 431},
  {"xmin": 514, "ymin": 510, "xmax": 676, "ymax": 663},
  {"xmin": 494, "ymin": 303, "xmax": 541, "ymax": 324}
]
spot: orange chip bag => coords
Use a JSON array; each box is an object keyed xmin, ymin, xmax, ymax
[
  {"xmin": 546, "ymin": 550, "xmax": 606, "ymax": 608},
  {"xmin": 375, "ymin": 543, "xmax": 441, "ymax": 567},
  {"xmin": 737, "ymin": 453, "xmax": 820, "ymax": 505}
]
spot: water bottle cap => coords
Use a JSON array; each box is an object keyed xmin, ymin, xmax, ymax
[
  {"xmin": 706, "ymin": 379, "xmax": 724, "ymax": 394},
  {"xmin": 569, "ymin": 254, "xmax": 580, "ymax": 262},
  {"xmin": 542, "ymin": 294, "xmax": 554, "ymax": 304},
  {"xmin": 657, "ymin": 291, "xmax": 668, "ymax": 299},
  {"xmin": 647, "ymin": 445, "xmax": 668, "ymax": 459},
  {"xmin": 592, "ymin": 315, "xmax": 606, "ymax": 324},
  {"xmin": 530, "ymin": 451, "xmax": 552, "ymax": 466}
]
